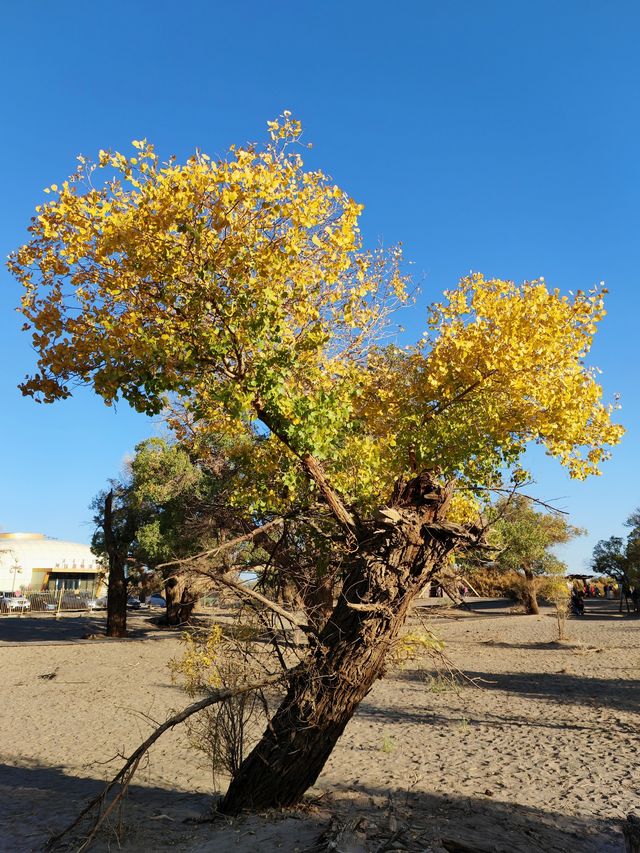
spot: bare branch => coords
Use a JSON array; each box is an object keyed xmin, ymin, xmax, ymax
[
  {"xmin": 346, "ymin": 601, "xmax": 390, "ymax": 613},
  {"xmin": 47, "ymin": 672, "xmax": 285, "ymax": 851},
  {"xmin": 192, "ymin": 567, "xmax": 315, "ymax": 636},
  {"xmin": 476, "ymin": 485, "xmax": 570, "ymax": 515},
  {"xmin": 155, "ymin": 516, "xmax": 286, "ymax": 571}
]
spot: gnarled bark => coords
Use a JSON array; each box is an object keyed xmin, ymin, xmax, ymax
[
  {"xmin": 164, "ymin": 574, "xmax": 197, "ymax": 626},
  {"xmin": 301, "ymin": 572, "xmax": 335, "ymax": 634},
  {"xmin": 220, "ymin": 474, "xmax": 461, "ymax": 813}
]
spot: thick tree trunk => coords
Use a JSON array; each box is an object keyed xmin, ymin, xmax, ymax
[
  {"xmin": 302, "ymin": 573, "xmax": 335, "ymax": 633},
  {"xmin": 164, "ymin": 574, "xmax": 197, "ymax": 626},
  {"xmin": 106, "ymin": 558, "xmax": 127, "ymax": 637},
  {"xmin": 523, "ymin": 568, "xmax": 539, "ymax": 615},
  {"xmin": 220, "ymin": 474, "xmax": 460, "ymax": 814},
  {"xmin": 103, "ymin": 491, "xmax": 128, "ymax": 638}
]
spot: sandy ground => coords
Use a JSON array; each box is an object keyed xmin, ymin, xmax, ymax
[{"xmin": 0, "ymin": 599, "xmax": 638, "ymax": 852}]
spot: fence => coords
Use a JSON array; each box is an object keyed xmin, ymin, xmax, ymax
[
  {"xmin": 0, "ymin": 589, "xmax": 104, "ymax": 616},
  {"xmin": 0, "ymin": 589, "xmax": 220, "ymax": 618}
]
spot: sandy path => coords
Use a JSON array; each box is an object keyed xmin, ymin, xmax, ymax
[{"xmin": 0, "ymin": 600, "xmax": 638, "ymax": 852}]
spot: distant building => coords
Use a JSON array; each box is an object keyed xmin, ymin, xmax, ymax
[{"xmin": 0, "ymin": 533, "xmax": 104, "ymax": 593}]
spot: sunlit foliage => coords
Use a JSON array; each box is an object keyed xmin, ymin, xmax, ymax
[{"xmin": 9, "ymin": 115, "xmax": 623, "ymax": 514}]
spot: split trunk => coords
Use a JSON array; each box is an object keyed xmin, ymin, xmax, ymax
[{"xmin": 164, "ymin": 573, "xmax": 197, "ymax": 625}]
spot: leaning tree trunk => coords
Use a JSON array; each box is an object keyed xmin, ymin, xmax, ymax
[
  {"xmin": 220, "ymin": 474, "xmax": 463, "ymax": 814},
  {"xmin": 522, "ymin": 569, "xmax": 539, "ymax": 615}
]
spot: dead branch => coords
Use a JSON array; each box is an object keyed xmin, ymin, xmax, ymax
[
  {"xmin": 437, "ymin": 581, "xmax": 474, "ymax": 612},
  {"xmin": 346, "ymin": 601, "xmax": 391, "ymax": 613},
  {"xmin": 215, "ymin": 571, "xmax": 316, "ymax": 636},
  {"xmin": 47, "ymin": 672, "xmax": 285, "ymax": 852},
  {"xmin": 155, "ymin": 516, "xmax": 286, "ymax": 571},
  {"xmin": 475, "ymin": 485, "xmax": 570, "ymax": 515},
  {"xmin": 413, "ymin": 612, "xmax": 482, "ymax": 691}
]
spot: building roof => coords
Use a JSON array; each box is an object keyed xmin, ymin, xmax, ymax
[{"xmin": 0, "ymin": 533, "xmax": 101, "ymax": 573}]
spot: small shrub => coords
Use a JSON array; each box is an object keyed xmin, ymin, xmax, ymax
[
  {"xmin": 465, "ymin": 566, "xmax": 530, "ymax": 601},
  {"xmin": 168, "ymin": 625, "xmax": 223, "ymax": 696},
  {"xmin": 540, "ymin": 575, "xmax": 571, "ymax": 640},
  {"xmin": 380, "ymin": 734, "xmax": 396, "ymax": 753},
  {"xmin": 391, "ymin": 629, "xmax": 445, "ymax": 667},
  {"xmin": 425, "ymin": 673, "xmax": 457, "ymax": 693},
  {"xmin": 168, "ymin": 623, "xmax": 269, "ymax": 788},
  {"xmin": 456, "ymin": 716, "xmax": 470, "ymax": 733}
]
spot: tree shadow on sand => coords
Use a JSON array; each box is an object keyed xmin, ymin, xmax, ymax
[
  {"xmin": 0, "ymin": 761, "xmax": 324, "ymax": 851},
  {"xmin": 0, "ymin": 613, "xmax": 180, "ymax": 646},
  {"xmin": 396, "ymin": 668, "xmax": 640, "ymax": 714},
  {"xmin": 357, "ymin": 698, "xmax": 639, "ymax": 736},
  {"xmin": 326, "ymin": 781, "xmax": 627, "ymax": 853},
  {"xmin": 0, "ymin": 761, "xmax": 628, "ymax": 852}
]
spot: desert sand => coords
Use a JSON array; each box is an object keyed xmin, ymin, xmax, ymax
[{"xmin": 0, "ymin": 598, "xmax": 638, "ymax": 852}]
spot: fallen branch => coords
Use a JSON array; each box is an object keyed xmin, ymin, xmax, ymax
[
  {"xmin": 438, "ymin": 581, "xmax": 474, "ymax": 612},
  {"xmin": 47, "ymin": 672, "xmax": 286, "ymax": 852}
]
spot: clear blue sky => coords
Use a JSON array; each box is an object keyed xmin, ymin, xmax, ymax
[{"xmin": 1, "ymin": 1, "xmax": 638, "ymax": 570}]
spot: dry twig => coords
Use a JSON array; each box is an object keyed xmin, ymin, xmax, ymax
[{"xmin": 47, "ymin": 672, "xmax": 286, "ymax": 852}]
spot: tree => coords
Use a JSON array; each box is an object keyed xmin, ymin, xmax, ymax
[
  {"xmin": 624, "ymin": 509, "xmax": 640, "ymax": 579},
  {"xmin": 92, "ymin": 437, "xmax": 237, "ymax": 627},
  {"xmin": 91, "ymin": 487, "xmax": 137, "ymax": 637},
  {"xmin": 103, "ymin": 433, "xmax": 349, "ymax": 628},
  {"xmin": 125, "ymin": 436, "xmax": 214, "ymax": 625},
  {"xmin": 9, "ymin": 115, "xmax": 623, "ymax": 811},
  {"xmin": 485, "ymin": 495, "xmax": 584, "ymax": 615},
  {"xmin": 592, "ymin": 510, "xmax": 640, "ymax": 611}
]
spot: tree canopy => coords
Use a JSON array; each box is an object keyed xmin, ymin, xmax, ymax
[
  {"xmin": 489, "ymin": 495, "xmax": 584, "ymax": 577},
  {"xmin": 9, "ymin": 115, "xmax": 623, "ymax": 523},
  {"xmin": 592, "ymin": 509, "xmax": 640, "ymax": 587}
]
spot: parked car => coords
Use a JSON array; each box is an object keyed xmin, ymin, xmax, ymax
[
  {"xmin": 87, "ymin": 596, "xmax": 107, "ymax": 610},
  {"xmin": 0, "ymin": 593, "xmax": 31, "ymax": 612},
  {"xmin": 40, "ymin": 592, "xmax": 102, "ymax": 611},
  {"xmin": 126, "ymin": 595, "xmax": 149, "ymax": 610},
  {"xmin": 146, "ymin": 593, "xmax": 166, "ymax": 609}
]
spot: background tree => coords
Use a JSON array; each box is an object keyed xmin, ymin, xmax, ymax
[
  {"xmin": 126, "ymin": 437, "xmax": 216, "ymax": 624},
  {"xmin": 92, "ymin": 437, "xmax": 237, "ymax": 627},
  {"xmin": 624, "ymin": 509, "xmax": 640, "ymax": 579},
  {"xmin": 9, "ymin": 115, "xmax": 623, "ymax": 812},
  {"xmin": 484, "ymin": 495, "xmax": 584, "ymax": 615},
  {"xmin": 91, "ymin": 486, "xmax": 139, "ymax": 637},
  {"xmin": 592, "ymin": 509, "xmax": 640, "ymax": 611},
  {"xmin": 95, "ymin": 432, "xmax": 352, "ymax": 630},
  {"xmin": 129, "ymin": 434, "xmax": 352, "ymax": 628}
]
